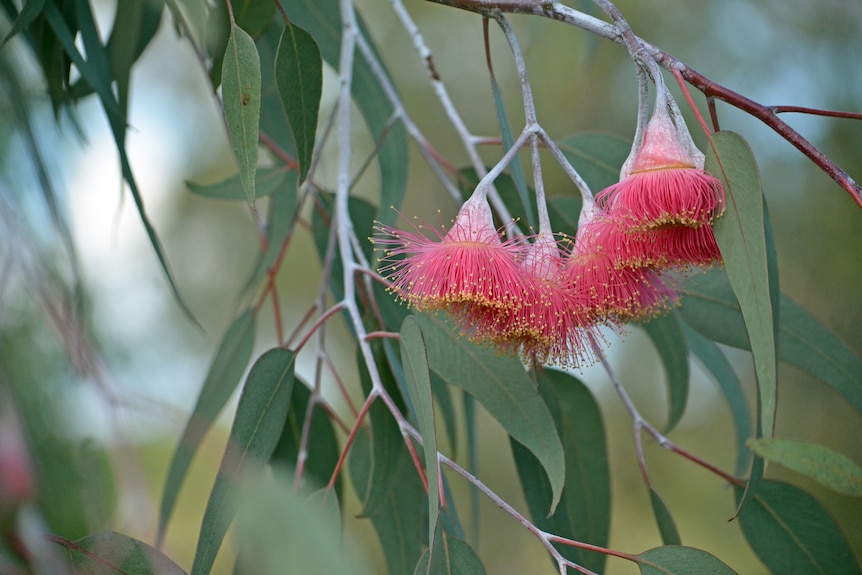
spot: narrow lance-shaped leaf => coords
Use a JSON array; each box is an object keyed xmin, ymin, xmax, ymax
[
  {"xmin": 706, "ymin": 132, "xmax": 776, "ymax": 440},
  {"xmin": 748, "ymin": 438, "xmax": 862, "ymax": 497},
  {"xmin": 649, "ymin": 488, "xmax": 681, "ymax": 546},
  {"xmin": 510, "ymin": 370, "xmax": 610, "ymax": 574},
  {"xmin": 488, "ymin": 61, "xmax": 534, "ymax": 230},
  {"xmin": 705, "ymin": 131, "xmax": 775, "ymax": 513},
  {"xmin": 222, "ymin": 23, "xmax": 261, "ymax": 207},
  {"xmin": 275, "ymin": 20, "xmax": 322, "ymax": 184},
  {"xmin": 639, "ymin": 313, "xmax": 690, "ymax": 434},
  {"xmin": 190, "ymin": 348, "xmax": 297, "ymax": 575},
  {"xmin": 355, "ymin": 338, "xmax": 407, "ymax": 517},
  {"xmin": 349, "ymin": 431, "xmax": 426, "ymax": 575},
  {"xmin": 735, "ymin": 479, "xmax": 861, "ymax": 575},
  {"xmin": 281, "ymin": 0, "xmax": 408, "ymax": 226},
  {"xmin": 1, "ymin": 0, "xmax": 46, "ymax": 46},
  {"xmin": 42, "ymin": 0, "xmax": 198, "ymax": 323},
  {"xmin": 158, "ymin": 310, "xmax": 256, "ymax": 545},
  {"xmin": 400, "ymin": 316, "xmax": 440, "ymax": 553},
  {"xmin": 418, "ymin": 314, "xmax": 565, "ymax": 515},
  {"xmin": 52, "ymin": 531, "xmax": 187, "ymax": 575}
]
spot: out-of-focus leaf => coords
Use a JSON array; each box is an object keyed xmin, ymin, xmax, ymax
[
  {"xmin": 736, "ymin": 479, "xmax": 861, "ymax": 575},
  {"xmin": 414, "ymin": 520, "xmax": 487, "ymax": 575},
  {"xmin": 706, "ymin": 132, "xmax": 776, "ymax": 443},
  {"xmin": 682, "ymin": 321, "xmax": 752, "ymax": 476},
  {"xmin": 637, "ymin": 546, "xmax": 738, "ymax": 575},
  {"xmin": 158, "ymin": 310, "xmax": 256, "ymax": 545},
  {"xmin": 282, "ymin": 0, "xmax": 408, "ymax": 226},
  {"xmin": 679, "ymin": 271, "xmax": 862, "ymax": 421},
  {"xmin": 510, "ymin": 369, "xmax": 609, "ymax": 573},
  {"xmin": 356, "ymin": 339, "xmax": 407, "ymax": 517},
  {"xmin": 649, "ymin": 488, "xmax": 681, "ymax": 546},
  {"xmin": 43, "ymin": 0, "xmax": 197, "ymax": 323},
  {"xmin": 221, "ymin": 23, "xmax": 261, "ymax": 207},
  {"xmin": 2, "ymin": 0, "xmax": 45, "ymax": 46},
  {"xmin": 70, "ymin": 0, "xmax": 165, "ymax": 106},
  {"xmin": 53, "ymin": 531, "xmax": 186, "ymax": 575},
  {"xmin": 271, "ymin": 378, "xmax": 342, "ymax": 498},
  {"xmin": 275, "ymin": 20, "xmax": 322, "ymax": 184},
  {"xmin": 400, "ymin": 316, "xmax": 440, "ymax": 549},
  {"xmin": 349, "ymin": 431, "xmax": 426, "ymax": 575},
  {"xmin": 420, "ymin": 313, "xmax": 564, "ymax": 514},
  {"xmin": 488, "ymin": 64, "xmax": 534, "ymax": 230},
  {"xmin": 639, "ymin": 313, "xmax": 689, "ymax": 433},
  {"xmin": 191, "ymin": 348, "xmax": 296, "ymax": 575},
  {"xmin": 558, "ymin": 132, "xmax": 630, "ymax": 193},
  {"xmin": 748, "ymin": 439, "xmax": 862, "ymax": 497},
  {"xmin": 236, "ymin": 472, "xmax": 369, "ymax": 575},
  {"xmin": 186, "ymin": 167, "xmax": 289, "ymax": 200}
]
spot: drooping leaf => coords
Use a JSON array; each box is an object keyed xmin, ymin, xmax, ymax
[
  {"xmin": 158, "ymin": 310, "xmax": 256, "ymax": 545},
  {"xmin": 281, "ymin": 0, "xmax": 408, "ymax": 226},
  {"xmin": 221, "ymin": 23, "xmax": 262, "ymax": 207},
  {"xmin": 236, "ymin": 472, "xmax": 369, "ymax": 575},
  {"xmin": 275, "ymin": 20, "xmax": 322, "ymax": 184},
  {"xmin": 52, "ymin": 531, "xmax": 187, "ymax": 575},
  {"xmin": 349, "ymin": 431, "xmax": 426, "ymax": 575},
  {"xmin": 414, "ymin": 520, "xmax": 487, "ymax": 575},
  {"xmin": 418, "ymin": 314, "xmax": 565, "ymax": 514},
  {"xmin": 271, "ymin": 378, "xmax": 342, "ymax": 498},
  {"xmin": 649, "ymin": 488, "xmax": 682, "ymax": 546},
  {"xmin": 487, "ymin": 57, "xmax": 535, "ymax": 230},
  {"xmin": 639, "ymin": 313, "xmax": 690, "ymax": 433},
  {"xmin": 682, "ymin": 321, "xmax": 752, "ymax": 477},
  {"xmin": 2, "ymin": 0, "xmax": 46, "ymax": 46},
  {"xmin": 190, "ymin": 348, "xmax": 296, "ymax": 575},
  {"xmin": 637, "ymin": 546, "xmax": 739, "ymax": 575},
  {"xmin": 356, "ymin": 338, "xmax": 407, "ymax": 517},
  {"xmin": 748, "ymin": 439, "xmax": 862, "ymax": 497},
  {"xmin": 186, "ymin": 167, "xmax": 289, "ymax": 200},
  {"xmin": 706, "ymin": 131, "xmax": 776, "ymax": 443},
  {"xmin": 558, "ymin": 132, "xmax": 630, "ymax": 193},
  {"xmin": 42, "ymin": 0, "xmax": 197, "ymax": 323},
  {"xmin": 679, "ymin": 271, "xmax": 862, "ymax": 421},
  {"xmin": 400, "ymin": 316, "xmax": 440, "ymax": 550},
  {"xmin": 736, "ymin": 479, "xmax": 861, "ymax": 575},
  {"xmin": 510, "ymin": 369, "xmax": 610, "ymax": 573}
]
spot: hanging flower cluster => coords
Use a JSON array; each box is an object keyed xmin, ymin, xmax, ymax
[{"xmin": 373, "ymin": 94, "xmax": 724, "ymax": 368}]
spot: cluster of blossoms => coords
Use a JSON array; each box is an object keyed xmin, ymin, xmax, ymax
[{"xmin": 373, "ymin": 101, "xmax": 725, "ymax": 368}]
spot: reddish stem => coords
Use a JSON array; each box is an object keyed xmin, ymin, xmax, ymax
[{"xmin": 326, "ymin": 392, "xmax": 377, "ymax": 493}]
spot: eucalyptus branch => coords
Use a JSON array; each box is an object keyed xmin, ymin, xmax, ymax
[{"xmin": 422, "ymin": 0, "xmax": 862, "ymax": 207}]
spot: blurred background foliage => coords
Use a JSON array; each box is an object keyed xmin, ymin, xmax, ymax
[{"xmin": 1, "ymin": 0, "xmax": 860, "ymax": 573}]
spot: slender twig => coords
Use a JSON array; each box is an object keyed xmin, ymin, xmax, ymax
[{"xmin": 422, "ymin": 0, "xmax": 862, "ymax": 207}]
